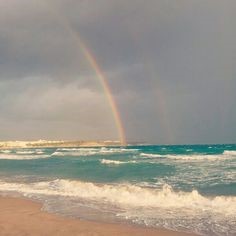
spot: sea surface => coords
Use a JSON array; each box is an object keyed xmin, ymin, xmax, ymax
[{"xmin": 0, "ymin": 144, "xmax": 235, "ymax": 236}]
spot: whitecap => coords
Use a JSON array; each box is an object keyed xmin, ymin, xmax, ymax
[
  {"xmin": 0, "ymin": 154, "xmax": 50, "ymax": 160},
  {"xmin": 16, "ymin": 151, "xmax": 35, "ymax": 154},
  {"xmin": 52, "ymin": 147, "xmax": 138, "ymax": 157},
  {"xmin": 140, "ymin": 152, "xmax": 235, "ymax": 161},
  {"xmin": 223, "ymin": 150, "xmax": 236, "ymax": 156},
  {"xmin": 100, "ymin": 159, "xmax": 136, "ymax": 165},
  {"xmin": 0, "ymin": 150, "xmax": 12, "ymax": 154},
  {"xmin": 140, "ymin": 153, "xmax": 163, "ymax": 158}
]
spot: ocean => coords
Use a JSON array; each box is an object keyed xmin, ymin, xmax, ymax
[{"xmin": 0, "ymin": 144, "xmax": 235, "ymax": 236}]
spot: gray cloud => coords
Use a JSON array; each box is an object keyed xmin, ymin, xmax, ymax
[
  {"xmin": 0, "ymin": 0, "xmax": 235, "ymax": 143},
  {"xmin": 0, "ymin": 76, "xmax": 117, "ymax": 140}
]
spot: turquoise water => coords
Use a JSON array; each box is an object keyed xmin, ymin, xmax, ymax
[{"xmin": 0, "ymin": 144, "xmax": 236, "ymax": 235}]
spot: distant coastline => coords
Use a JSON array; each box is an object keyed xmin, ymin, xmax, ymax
[{"xmin": 0, "ymin": 140, "xmax": 124, "ymax": 149}]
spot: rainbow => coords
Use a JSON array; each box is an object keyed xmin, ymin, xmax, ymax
[
  {"xmin": 44, "ymin": 3, "xmax": 127, "ymax": 145},
  {"xmin": 78, "ymin": 39, "xmax": 127, "ymax": 145}
]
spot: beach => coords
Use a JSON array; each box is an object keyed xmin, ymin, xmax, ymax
[
  {"xmin": 0, "ymin": 196, "xmax": 195, "ymax": 236},
  {"xmin": 1, "ymin": 0, "xmax": 235, "ymax": 235},
  {"xmin": 0, "ymin": 145, "xmax": 235, "ymax": 235}
]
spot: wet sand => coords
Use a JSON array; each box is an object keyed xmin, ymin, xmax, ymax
[{"xmin": 0, "ymin": 196, "xmax": 197, "ymax": 236}]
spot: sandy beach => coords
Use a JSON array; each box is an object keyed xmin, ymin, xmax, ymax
[{"xmin": 0, "ymin": 196, "xmax": 196, "ymax": 236}]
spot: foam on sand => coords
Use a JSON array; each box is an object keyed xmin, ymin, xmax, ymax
[
  {"xmin": 0, "ymin": 179, "xmax": 235, "ymax": 235},
  {"xmin": 0, "ymin": 197, "xmax": 186, "ymax": 236}
]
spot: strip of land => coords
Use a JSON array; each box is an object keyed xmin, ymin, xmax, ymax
[
  {"xmin": 0, "ymin": 196, "xmax": 197, "ymax": 236},
  {"xmin": 0, "ymin": 140, "xmax": 122, "ymax": 149}
]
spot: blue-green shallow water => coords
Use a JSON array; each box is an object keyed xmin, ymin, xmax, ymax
[{"xmin": 0, "ymin": 144, "xmax": 236, "ymax": 236}]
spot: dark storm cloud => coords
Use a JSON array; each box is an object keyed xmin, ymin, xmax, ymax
[{"xmin": 0, "ymin": 0, "xmax": 235, "ymax": 143}]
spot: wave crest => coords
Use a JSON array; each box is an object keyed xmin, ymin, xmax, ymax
[
  {"xmin": 0, "ymin": 154, "xmax": 50, "ymax": 160},
  {"xmin": 140, "ymin": 153, "xmax": 163, "ymax": 158},
  {"xmin": 100, "ymin": 159, "xmax": 136, "ymax": 165},
  {"xmin": 52, "ymin": 147, "xmax": 138, "ymax": 157},
  {"xmin": 0, "ymin": 179, "xmax": 235, "ymax": 214},
  {"xmin": 0, "ymin": 150, "xmax": 12, "ymax": 154},
  {"xmin": 140, "ymin": 151, "xmax": 236, "ymax": 161},
  {"xmin": 223, "ymin": 150, "xmax": 236, "ymax": 156}
]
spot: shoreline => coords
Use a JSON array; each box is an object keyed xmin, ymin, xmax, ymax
[
  {"xmin": 0, "ymin": 196, "xmax": 197, "ymax": 236},
  {"xmin": 0, "ymin": 140, "xmax": 125, "ymax": 149}
]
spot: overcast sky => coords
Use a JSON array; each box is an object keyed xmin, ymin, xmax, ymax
[{"xmin": 0, "ymin": 0, "xmax": 235, "ymax": 144}]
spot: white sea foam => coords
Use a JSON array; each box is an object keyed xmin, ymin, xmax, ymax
[
  {"xmin": 57, "ymin": 148, "xmax": 98, "ymax": 152},
  {"xmin": 165, "ymin": 154, "xmax": 224, "ymax": 161},
  {"xmin": 1, "ymin": 179, "xmax": 235, "ymax": 235},
  {"xmin": 0, "ymin": 150, "xmax": 12, "ymax": 154},
  {"xmin": 140, "ymin": 152, "xmax": 236, "ymax": 161},
  {"xmin": 100, "ymin": 159, "xmax": 137, "ymax": 165},
  {"xmin": 0, "ymin": 154, "xmax": 50, "ymax": 160},
  {"xmin": 51, "ymin": 150, "xmax": 98, "ymax": 156},
  {"xmin": 223, "ymin": 150, "xmax": 236, "ymax": 156},
  {"xmin": 52, "ymin": 147, "xmax": 138, "ymax": 157},
  {"xmin": 167, "ymin": 153, "xmax": 236, "ymax": 161},
  {"xmin": 100, "ymin": 159, "xmax": 126, "ymax": 165},
  {"xmin": 36, "ymin": 151, "xmax": 44, "ymax": 154},
  {"xmin": 0, "ymin": 179, "xmax": 235, "ymax": 215},
  {"xmin": 99, "ymin": 147, "xmax": 139, "ymax": 153},
  {"xmin": 35, "ymin": 150, "xmax": 45, "ymax": 154},
  {"xmin": 140, "ymin": 153, "xmax": 163, "ymax": 158},
  {"xmin": 16, "ymin": 150, "xmax": 35, "ymax": 154}
]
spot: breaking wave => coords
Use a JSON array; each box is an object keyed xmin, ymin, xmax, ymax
[
  {"xmin": 223, "ymin": 150, "xmax": 236, "ymax": 156},
  {"xmin": 0, "ymin": 150, "xmax": 12, "ymax": 154},
  {"xmin": 0, "ymin": 154, "xmax": 50, "ymax": 160},
  {"xmin": 100, "ymin": 159, "xmax": 137, "ymax": 165},
  {"xmin": 0, "ymin": 179, "xmax": 235, "ymax": 213},
  {"xmin": 140, "ymin": 153, "xmax": 163, "ymax": 158},
  {"xmin": 140, "ymin": 151, "xmax": 236, "ymax": 161},
  {"xmin": 165, "ymin": 154, "xmax": 224, "ymax": 160},
  {"xmin": 0, "ymin": 179, "xmax": 235, "ymax": 235},
  {"xmin": 52, "ymin": 147, "xmax": 138, "ymax": 157},
  {"xmin": 16, "ymin": 151, "xmax": 35, "ymax": 154}
]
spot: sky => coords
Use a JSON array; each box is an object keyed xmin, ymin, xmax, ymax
[{"xmin": 0, "ymin": 0, "xmax": 235, "ymax": 144}]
